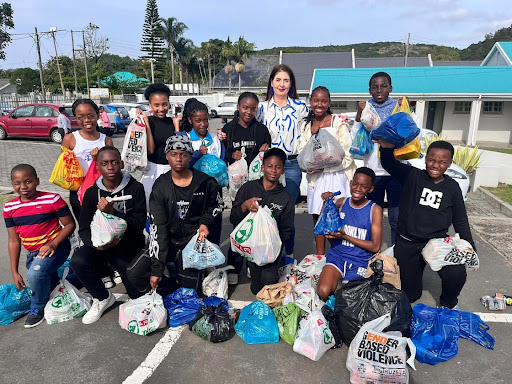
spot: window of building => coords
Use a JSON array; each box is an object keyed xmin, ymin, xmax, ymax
[
  {"xmin": 483, "ymin": 101, "xmax": 503, "ymax": 114},
  {"xmin": 453, "ymin": 101, "xmax": 471, "ymax": 114},
  {"xmin": 330, "ymin": 102, "xmax": 347, "ymax": 110}
]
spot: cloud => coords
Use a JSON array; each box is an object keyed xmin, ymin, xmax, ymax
[{"xmin": 437, "ymin": 8, "xmax": 470, "ymax": 21}]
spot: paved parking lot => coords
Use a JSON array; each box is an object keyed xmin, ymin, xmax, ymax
[{"xmin": 0, "ymin": 124, "xmax": 511, "ymax": 383}]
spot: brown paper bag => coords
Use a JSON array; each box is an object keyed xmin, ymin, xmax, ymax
[
  {"xmin": 256, "ymin": 282, "xmax": 293, "ymax": 308},
  {"xmin": 365, "ymin": 253, "xmax": 401, "ymax": 290}
]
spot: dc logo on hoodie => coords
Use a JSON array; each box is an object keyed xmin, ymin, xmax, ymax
[{"xmin": 419, "ymin": 188, "xmax": 443, "ymax": 209}]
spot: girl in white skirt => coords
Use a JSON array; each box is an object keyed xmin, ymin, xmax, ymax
[{"xmin": 297, "ymin": 86, "xmax": 355, "ymax": 255}]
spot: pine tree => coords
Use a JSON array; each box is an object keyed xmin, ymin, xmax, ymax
[{"xmin": 140, "ymin": 0, "xmax": 165, "ymax": 77}]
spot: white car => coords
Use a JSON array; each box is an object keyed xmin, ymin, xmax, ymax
[
  {"xmin": 113, "ymin": 102, "xmax": 149, "ymax": 120},
  {"xmin": 210, "ymin": 102, "xmax": 237, "ymax": 118}
]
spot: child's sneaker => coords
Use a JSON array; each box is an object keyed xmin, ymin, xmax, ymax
[
  {"xmin": 228, "ymin": 274, "xmax": 238, "ymax": 285},
  {"xmin": 102, "ymin": 276, "xmax": 115, "ymax": 289},
  {"xmin": 113, "ymin": 270, "xmax": 122, "ymax": 285},
  {"xmin": 82, "ymin": 291, "xmax": 116, "ymax": 324},
  {"xmin": 24, "ymin": 308, "xmax": 45, "ymax": 328}
]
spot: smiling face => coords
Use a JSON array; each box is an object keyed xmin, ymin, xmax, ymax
[
  {"xmin": 96, "ymin": 149, "xmax": 123, "ymax": 184},
  {"xmin": 237, "ymin": 97, "xmax": 258, "ymax": 126},
  {"xmin": 166, "ymin": 150, "xmax": 191, "ymax": 172},
  {"xmin": 188, "ymin": 110, "xmax": 209, "ymax": 138},
  {"xmin": 310, "ymin": 89, "xmax": 330, "ymax": 118},
  {"xmin": 262, "ymin": 155, "xmax": 285, "ymax": 183},
  {"xmin": 425, "ymin": 148, "xmax": 452, "ymax": 182},
  {"xmin": 11, "ymin": 170, "xmax": 39, "ymax": 201},
  {"xmin": 350, "ymin": 173, "xmax": 374, "ymax": 204},
  {"xmin": 271, "ymin": 71, "xmax": 291, "ymax": 98},
  {"xmin": 148, "ymin": 93, "xmax": 170, "ymax": 118},
  {"xmin": 369, "ymin": 76, "xmax": 392, "ymax": 104},
  {"xmin": 74, "ymin": 103, "xmax": 99, "ymax": 133}
]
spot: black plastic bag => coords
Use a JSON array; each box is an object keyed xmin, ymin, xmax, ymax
[
  {"xmin": 188, "ymin": 304, "xmax": 235, "ymax": 343},
  {"xmin": 321, "ymin": 305, "xmax": 343, "ymax": 349},
  {"xmin": 335, "ymin": 260, "xmax": 412, "ymax": 344}
]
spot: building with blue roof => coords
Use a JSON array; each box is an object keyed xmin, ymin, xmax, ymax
[{"xmin": 481, "ymin": 42, "xmax": 512, "ymax": 66}]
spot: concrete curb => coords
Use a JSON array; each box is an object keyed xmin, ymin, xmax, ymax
[{"xmin": 475, "ymin": 187, "xmax": 512, "ymax": 218}]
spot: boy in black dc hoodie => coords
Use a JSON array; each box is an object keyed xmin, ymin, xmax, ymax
[
  {"xmin": 126, "ymin": 134, "xmax": 223, "ymax": 295},
  {"xmin": 376, "ymin": 139, "xmax": 475, "ymax": 309},
  {"xmin": 71, "ymin": 146, "xmax": 146, "ymax": 324},
  {"xmin": 230, "ymin": 148, "xmax": 295, "ymax": 294}
]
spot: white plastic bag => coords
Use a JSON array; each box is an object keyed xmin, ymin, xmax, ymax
[
  {"xmin": 90, "ymin": 195, "xmax": 131, "ymax": 248},
  {"xmin": 121, "ymin": 118, "xmax": 148, "ymax": 173},
  {"xmin": 422, "ymin": 233, "xmax": 479, "ymax": 272},
  {"xmin": 202, "ymin": 265, "xmax": 234, "ymax": 299},
  {"xmin": 293, "ymin": 280, "xmax": 324, "ymax": 313},
  {"xmin": 347, "ymin": 314, "xmax": 416, "ymax": 384},
  {"xmin": 230, "ymin": 205, "xmax": 282, "ymax": 266},
  {"xmin": 118, "ymin": 290, "xmax": 167, "ymax": 336},
  {"xmin": 182, "ymin": 231, "xmax": 226, "ymax": 270},
  {"xmin": 361, "ymin": 102, "xmax": 381, "ymax": 131},
  {"xmin": 288, "ymin": 254, "xmax": 326, "ymax": 286},
  {"xmin": 228, "ymin": 152, "xmax": 248, "ymax": 200},
  {"xmin": 293, "ymin": 310, "xmax": 335, "ymax": 361},
  {"xmin": 44, "ymin": 268, "xmax": 92, "ymax": 324},
  {"xmin": 297, "ymin": 129, "xmax": 345, "ymax": 172},
  {"xmin": 248, "ymin": 151, "xmax": 264, "ymax": 181}
]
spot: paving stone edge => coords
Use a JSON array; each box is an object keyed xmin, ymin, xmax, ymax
[{"xmin": 475, "ymin": 187, "xmax": 512, "ymax": 218}]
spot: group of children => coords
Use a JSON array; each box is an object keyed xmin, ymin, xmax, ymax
[{"xmin": 4, "ymin": 70, "xmax": 475, "ymax": 329}]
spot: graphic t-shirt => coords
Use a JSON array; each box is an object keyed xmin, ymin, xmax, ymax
[{"xmin": 174, "ymin": 184, "xmax": 192, "ymax": 220}]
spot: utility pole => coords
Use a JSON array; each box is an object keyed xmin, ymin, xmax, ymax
[
  {"xmin": 71, "ymin": 31, "xmax": 78, "ymax": 94},
  {"xmin": 82, "ymin": 31, "xmax": 90, "ymax": 96},
  {"xmin": 404, "ymin": 33, "xmax": 411, "ymax": 67},
  {"xmin": 50, "ymin": 27, "xmax": 65, "ymax": 95},
  {"xmin": 34, "ymin": 27, "xmax": 46, "ymax": 101},
  {"xmin": 149, "ymin": 58, "xmax": 155, "ymax": 83}
]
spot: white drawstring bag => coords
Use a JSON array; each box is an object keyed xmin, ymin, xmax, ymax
[
  {"xmin": 346, "ymin": 314, "xmax": 416, "ymax": 384},
  {"xmin": 293, "ymin": 310, "xmax": 335, "ymax": 361},
  {"xmin": 44, "ymin": 268, "xmax": 92, "ymax": 324},
  {"xmin": 202, "ymin": 266, "xmax": 235, "ymax": 299},
  {"xmin": 118, "ymin": 290, "xmax": 167, "ymax": 336},
  {"xmin": 422, "ymin": 233, "xmax": 479, "ymax": 271}
]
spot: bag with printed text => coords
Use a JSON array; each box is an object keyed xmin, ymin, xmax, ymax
[
  {"xmin": 360, "ymin": 102, "xmax": 381, "ymax": 131},
  {"xmin": 182, "ymin": 231, "xmax": 226, "ymax": 270},
  {"xmin": 293, "ymin": 310, "xmax": 336, "ymax": 361},
  {"xmin": 248, "ymin": 151, "xmax": 265, "ymax": 180},
  {"xmin": 234, "ymin": 301, "xmax": 279, "ymax": 344},
  {"xmin": 44, "ymin": 268, "xmax": 92, "ymax": 324},
  {"xmin": 313, "ymin": 191, "xmax": 345, "ymax": 236},
  {"xmin": 230, "ymin": 205, "xmax": 282, "ymax": 266},
  {"xmin": 297, "ymin": 129, "xmax": 345, "ymax": 172},
  {"xmin": 121, "ymin": 118, "xmax": 148, "ymax": 173},
  {"xmin": 287, "ymin": 254, "xmax": 326, "ymax": 286},
  {"xmin": 202, "ymin": 265, "xmax": 234, "ymax": 299},
  {"xmin": 347, "ymin": 314, "xmax": 416, "ymax": 383},
  {"xmin": 193, "ymin": 154, "xmax": 229, "ymax": 187},
  {"xmin": 0, "ymin": 284, "xmax": 32, "ymax": 325},
  {"xmin": 422, "ymin": 233, "xmax": 479, "ymax": 271},
  {"xmin": 228, "ymin": 155, "xmax": 248, "ymax": 200},
  {"xmin": 49, "ymin": 146, "xmax": 84, "ymax": 191},
  {"xmin": 119, "ymin": 290, "xmax": 167, "ymax": 336},
  {"xmin": 293, "ymin": 280, "xmax": 325, "ymax": 313}
]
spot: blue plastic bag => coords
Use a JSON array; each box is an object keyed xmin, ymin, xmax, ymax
[
  {"xmin": 182, "ymin": 232, "xmax": 226, "ymax": 270},
  {"xmin": 349, "ymin": 125, "xmax": 373, "ymax": 156},
  {"xmin": 313, "ymin": 191, "xmax": 345, "ymax": 236},
  {"xmin": 234, "ymin": 301, "xmax": 279, "ymax": 344},
  {"xmin": 459, "ymin": 310, "xmax": 495, "ymax": 350},
  {"xmin": 0, "ymin": 284, "xmax": 32, "ymax": 325},
  {"xmin": 193, "ymin": 154, "xmax": 228, "ymax": 187},
  {"xmin": 163, "ymin": 288, "xmax": 204, "ymax": 327},
  {"xmin": 203, "ymin": 296, "xmax": 229, "ymax": 312},
  {"xmin": 370, "ymin": 112, "xmax": 420, "ymax": 149},
  {"xmin": 410, "ymin": 303, "xmax": 460, "ymax": 365}
]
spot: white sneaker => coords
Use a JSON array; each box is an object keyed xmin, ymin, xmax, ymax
[
  {"xmin": 102, "ymin": 276, "xmax": 115, "ymax": 289},
  {"xmin": 227, "ymin": 273, "xmax": 239, "ymax": 285},
  {"xmin": 82, "ymin": 291, "xmax": 115, "ymax": 324},
  {"xmin": 113, "ymin": 270, "xmax": 122, "ymax": 285}
]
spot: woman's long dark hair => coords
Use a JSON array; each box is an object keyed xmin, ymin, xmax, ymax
[{"xmin": 265, "ymin": 64, "xmax": 299, "ymax": 101}]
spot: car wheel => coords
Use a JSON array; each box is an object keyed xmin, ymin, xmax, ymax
[
  {"xmin": 210, "ymin": 110, "xmax": 218, "ymax": 118},
  {"xmin": 0, "ymin": 126, "xmax": 6, "ymax": 140},
  {"xmin": 50, "ymin": 128, "xmax": 63, "ymax": 143}
]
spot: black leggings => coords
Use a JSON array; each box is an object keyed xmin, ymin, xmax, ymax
[{"xmin": 395, "ymin": 235, "xmax": 467, "ymax": 308}]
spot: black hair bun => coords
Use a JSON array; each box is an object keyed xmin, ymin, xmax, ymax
[{"xmin": 144, "ymin": 83, "xmax": 171, "ymax": 100}]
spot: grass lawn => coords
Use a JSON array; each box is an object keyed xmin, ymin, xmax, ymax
[
  {"xmin": 483, "ymin": 183, "xmax": 512, "ymax": 205},
  {"xmin": 481, "ymin": 147, "xmax": 512, "ymax": 155}
]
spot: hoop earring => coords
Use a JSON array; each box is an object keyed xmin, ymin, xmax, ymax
[{"xmin": 269, "ymin": 87, "xmax": 274, "ymax": 96}]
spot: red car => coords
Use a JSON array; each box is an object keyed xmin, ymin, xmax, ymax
[{"xmin": 0, "ymin": 103, "xmax": 80, "ymax": 143}]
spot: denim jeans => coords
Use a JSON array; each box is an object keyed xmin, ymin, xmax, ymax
[
  {"xmin": 283, "ymin": 158, "xmax": 301, "ymax": 255},
  {"xmin": 26, "ymin": 240, "xmax": 71, "ymax": 310},
  {"xmin": 367, "ymin": 176, "xmax": 402, "ymax": 245}
]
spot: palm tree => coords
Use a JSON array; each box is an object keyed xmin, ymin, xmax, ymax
[
  {"xmin": 200, "ymin": 41, "xmax": 215, "ymax": 92},
  {"xmin": 175, "ymin": 37, "xmax": 194, "ymax": 96},
  {"xmin": 232, "ymin": 36, "xmax": 256, "ymax": 92},
  {"xmin": 159, "ymin": 17, "xmax": 188, "ymax": 94},
  {"xmin": 221, "ymin": 37, "xmax": 235, "ymax": 93}
]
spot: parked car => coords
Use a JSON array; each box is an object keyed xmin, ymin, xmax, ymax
[
  {"xmin": 136, "ymin": 101, "xmax": 182, "ymax": 117},
  {"xmin": 0, "ymin": 103, "xmax": 76, "ymax": 143},
  {"xmin": 113, "ymin": 102, "xmax": 149, "ymax": 120},
  {"xmin": 105, "ymin": 104, "xmax": 130, "ymax": 133},
  {"xmin": 210, "ymin": 102, "xmax": 237, "ymax": 118},
  {"xmin": 0, "ymin": 101, "xmax": 15, "ymax": 115}
]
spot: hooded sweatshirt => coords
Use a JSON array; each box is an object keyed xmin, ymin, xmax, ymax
[
  {"xmin": 222, "ymin": 119, "xmax": 271, "ymax": 166},
  {"xmin": 79, "ymin": 172, "xmax": 147, "ymax": 249},
  {"xmin": 230, "ymin": 179, "xmax": 295, "ymax": 248},
  {"xmin": 148, "ymin": 169, "xmax": 224, "ymax": 277},
  {"xmin": 380, "ymin": 147, "xmax": 475, "ymax": 248}
]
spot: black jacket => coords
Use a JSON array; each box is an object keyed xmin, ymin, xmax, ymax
[
  {"xmin": 380, "ymin": 147, "xmax": 475, "ymax": 248},
  {"xmin": 148, "ymin": 169, "xmax": 223, "ymax": 277},
  {"xmin": 222, "ymin": 119, "xmax": 271, "ymax": 166},
  {"xmin": 79, "ymin": 173, "xmax": 147, "ymax": 249},
  {"xmin": 230, "ymin": 179, "xmax": 295, "ymax": 247}
]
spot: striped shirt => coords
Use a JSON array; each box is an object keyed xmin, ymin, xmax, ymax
[{"xmin": 3, "ymin": 192, "xmax": 71, "ymax": 252}]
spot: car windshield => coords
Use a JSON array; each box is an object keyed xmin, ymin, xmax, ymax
[
  {"xmin": 64, "ymin": 107, "xmax": 74, "ymax": 117},
  {"xmin": 115, "ymin": 107, "xmax": 129, "ymax": 118}
]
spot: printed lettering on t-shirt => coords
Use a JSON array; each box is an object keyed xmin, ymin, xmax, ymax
[
  {"xmin": 177, "ymin": 200, "xmax": 190, "ymax": 220},
  {"xmin": 342, "ymin": 225, "xmax": 367, "ymax": 247},
  {"xmin": 233, "ymin": 140, "xmax": 256, "ymax": 148},
  {"xmin": 419, "ymin": 188, "xmax": 443, "ymax": 209}
]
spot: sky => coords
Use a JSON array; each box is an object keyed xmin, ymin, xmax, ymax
[{"xmin": 3, "ymin": 0, "xmax": 512, "ymax": 70}]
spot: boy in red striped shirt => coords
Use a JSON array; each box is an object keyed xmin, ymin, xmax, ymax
[{"xmin": 4, "ymin": 164, "xmax": 75, "ymax": 328}]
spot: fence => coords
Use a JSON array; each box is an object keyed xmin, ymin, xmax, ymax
[{"xmin": 0, "ymin": 93, "xmax": 141, "ymax": 109}]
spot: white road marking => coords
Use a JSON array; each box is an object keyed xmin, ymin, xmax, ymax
[{"xmin": 475, "ymin": 312, "xmax": 512, "ymax": 323}]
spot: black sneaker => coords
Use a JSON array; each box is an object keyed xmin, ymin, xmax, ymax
[{"xmin": 24, "ymin": 308, "xmax": 45, "ymax": 328}]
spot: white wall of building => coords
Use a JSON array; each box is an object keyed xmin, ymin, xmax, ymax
[
  {"xmin": 476, "ymin": 101, "xmax": 512, "ymax": 143},
  {"xmin": 440, "ymin": 101, "xmax": 470, "ymax": 141}
]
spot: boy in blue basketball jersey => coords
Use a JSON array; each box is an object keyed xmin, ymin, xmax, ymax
[{"xmin": 317, "ymin": 167, "xmax": 383, "ymax": 300}]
